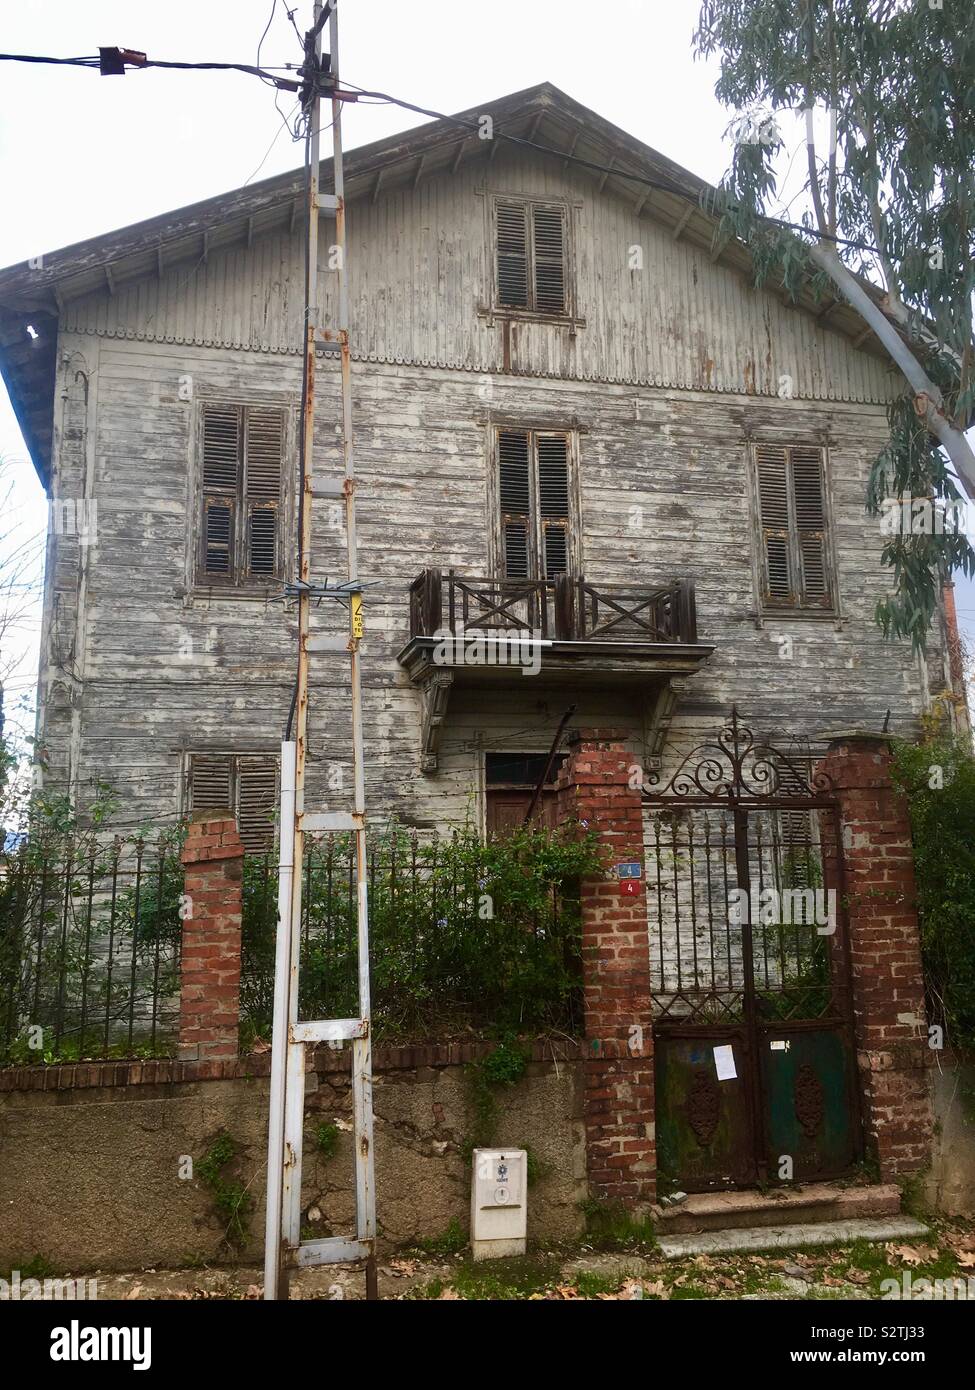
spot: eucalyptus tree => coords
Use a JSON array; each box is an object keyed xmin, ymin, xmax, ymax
[{"xmin": 694, "ymin": 0, "xmax": 975, "ymax": 646}]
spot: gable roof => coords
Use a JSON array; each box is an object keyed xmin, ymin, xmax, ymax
[{"xmin": 0, "ymin": 81, "xmax": 886, "ymax": 486}]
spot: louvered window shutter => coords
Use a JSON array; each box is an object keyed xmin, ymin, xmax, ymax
[
  {"xmin": 190, "ymin": 755, "xmax": 233, "ymax": 814},
  {"xmin": 791, "ymin": 446, "xmax": 829, "ymax": 606},
  {"xmin": 499, "ymin": 430, "xmax": 532, "ymax": 578},
  {"xmin": 237, "ymin": 760, "xmax": 278, "ymax": 852},
  {"xmin": 532, "ymin": 206, "xmax": 566, "ymax": 314},
  {"xmin": 496, "ymin": 203, "xmax": 529, "ymax": 309},
  {"xmin": 244, "ymin": 409, "xmax": 283, "ymax": 578},
  {"xmin": 536, "ymin": 434, "xmax": 570, "ymax": 578},
  {"xmin": 756, "ymin": 444, "xmax": 793, "ymax": 603},
  {"xmin": 756, "ymin": 444, "xmax": 831, "ymax": 609},
  {"xmin": 201, "ymin": 407, "xmax": 240, "ymax": 579}
]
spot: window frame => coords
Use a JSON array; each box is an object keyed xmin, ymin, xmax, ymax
[
  {"xmin": 488, "ymin": 193, "xmax": 576, "ymax": 323},
  {"xmin": 190, "ymin": 399, "xmax": 295, "ymax": 597},
  {"xmin": 487, "ymin": 424, "xmax": 581, "ymax": 582},
  {"xmin": 750, "ymin": 441, "xmax": 838, "ymax": 617}
]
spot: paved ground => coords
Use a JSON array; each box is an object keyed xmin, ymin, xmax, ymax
[{"xmin": 53, "ymin": 1215, "xmax": 975, "ymax": 1301}]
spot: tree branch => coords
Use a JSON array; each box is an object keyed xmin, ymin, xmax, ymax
[{"xmin": 808, "ymin": 241, "xmax": 975, "ymax": 501}]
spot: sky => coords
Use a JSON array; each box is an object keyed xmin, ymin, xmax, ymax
[{"xmin": 1, "ymin": 0, "xmax": 972, "ymax": 750}]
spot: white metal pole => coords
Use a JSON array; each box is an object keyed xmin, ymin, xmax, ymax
[{"xmin": 263, "ymin": 739, "xmax": 297, "ymax": 1300}]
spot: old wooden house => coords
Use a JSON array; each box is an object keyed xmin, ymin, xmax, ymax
[
  {"xmin": 1, "ymin": 81, "xmax": 957, "ymax": 1204},
  {"xmin": 0, "ymin": 82, "xmax": 963, "ymax": 844}
]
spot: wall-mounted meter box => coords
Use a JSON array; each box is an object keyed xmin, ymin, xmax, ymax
[{"xmin": 470, "ymin": 1148, "xmax": 527, "ymax": 1261}]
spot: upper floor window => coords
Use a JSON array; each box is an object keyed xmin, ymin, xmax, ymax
[
  {"xmin": 497, "ymin": 428, "xmax": 574, "ymax": 580},
  {"xmin": 197, "ymin": 403, "xmax": 285, "ymax": 587},
  {"xmin": 494, "ymin": 198, "xmax": 568, "ymax": 317},
  {"xmin": 754, "ymin": 443, "xmax": 833, "ymax": 612},
  {"xmin": 187, "ymin": 752, "xmax": 278, "ymax": 852}
]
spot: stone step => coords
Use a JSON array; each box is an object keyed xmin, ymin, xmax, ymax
[
  {"xmin": 658, "ymin": 1215, "xmax": 929, "ymax": 1261},
  {"xmin": 654, "ymin": 1183, "xmax": 901, "ymax": 1234}
]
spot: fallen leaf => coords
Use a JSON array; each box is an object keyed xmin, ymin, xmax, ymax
[
  {"xmin": 957, "ymin": 1251, "xmax": 975, "ymax": 1269},
  {"xmin": 124, "ymin": 1285, "xmax": 143, "ymax": 1300},
  {"xmin": 886, "ymin": 1244, "xmax": 937, "ymax": 1266},
  {"xmin": 845, "ymin": 1268, "xmax": 871, "ymax": 1285},
  {"xmin": 437, "ymin": 1287, "xmax": 461, "ymax": 1300}
]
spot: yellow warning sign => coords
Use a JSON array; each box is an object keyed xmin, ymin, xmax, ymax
[{"xmin": 351, "ymin": 592, "xmax": 364, "ymax": 639}]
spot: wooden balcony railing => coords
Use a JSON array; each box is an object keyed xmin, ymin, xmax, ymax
[{"xmin": 408, "ymin": 570, "xmax": 698, "ymax": 645}]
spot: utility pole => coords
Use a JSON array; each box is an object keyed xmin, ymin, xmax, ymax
[{"xmin": 264, "ymin": 0, "xmax": 377, "ymax": 1302}]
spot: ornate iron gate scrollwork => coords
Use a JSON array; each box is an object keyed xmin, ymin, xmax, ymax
[{"xmin": 644, "ymin": 708, "xmax": 861, "ymax": 1190}]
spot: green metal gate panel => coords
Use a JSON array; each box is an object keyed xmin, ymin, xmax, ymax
[
  {"xmin": 760, "ymin": 1027, "xmax": 857, "ymax": 1180},
  {"xmin": 655, "ymin": 1034, "xmax": 756, "ymax": 1191}
]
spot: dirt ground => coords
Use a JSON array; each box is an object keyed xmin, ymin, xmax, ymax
[{"xmin": 58, "ymin": 1214, "xmax": 975, "ymax": 1301}]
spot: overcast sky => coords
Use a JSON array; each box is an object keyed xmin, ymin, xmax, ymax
[{"xmin": 1, "ymin": 0, "xmax": 972, "ymax": 745}]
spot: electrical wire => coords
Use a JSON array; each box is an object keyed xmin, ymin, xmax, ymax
[
  {"xmin": 338, "ymin": 79, "xmax": 882, "ymax": 258},
  {"xmin": 0, "ymin": 51, "xmax": 301, "ymax": 91}
]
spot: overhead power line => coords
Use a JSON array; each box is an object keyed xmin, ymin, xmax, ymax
[
  {"xmin": 339, "ymin": 79, "xmax": 882, "ymax": 258},
  {"xmin": 0, "ymin": 48, "xmax": 302, "ymax": 91}
]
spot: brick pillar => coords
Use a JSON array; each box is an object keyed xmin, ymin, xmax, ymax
[
  {"xmin": 178, "ymin": 814, "xmax": 244, "ymax": 1062},
  {"xmin": 556, "ymin": 728, "xmax": 655, "ymax": 1206},
  {"xmin": 819, "ymin": 734, "xmax": 932, "ymax": 1178}
]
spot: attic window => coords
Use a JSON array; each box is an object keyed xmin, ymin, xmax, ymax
[
  {"xmin": 188, "ymin": 753, "xmax": 278, "ymax": 852},
  {"xmin": 197, "ymin": 403, "xmax": 286, "ymax": 587},
  {"xmin": 494, "ymin": 197, "xmax": 569, "ymax": 317},
  {"xmin": 754, "ymin": 443, "xmax": 834, "ymax": 612}
]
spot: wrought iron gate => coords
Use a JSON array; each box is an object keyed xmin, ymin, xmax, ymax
[{"xmin": 643, "ymin": 709, "xmax": 861, "ymax": 1191}]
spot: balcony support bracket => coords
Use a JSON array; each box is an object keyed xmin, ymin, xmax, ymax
[{"xmin": 419, "ymin": 670, "xmax": 453, "ymax": 774}]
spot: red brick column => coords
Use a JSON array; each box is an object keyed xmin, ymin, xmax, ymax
[
  {"xmin": 556, "ymin": 729, "xmax": 655, "ymax": 1206},
  {"xmin": 819, "ymin": 734, "xmax": 932, "ymax": 1178},
  {"xmin": 178, "ymin": 814, "xmax": 245, "ymax": 1062}
]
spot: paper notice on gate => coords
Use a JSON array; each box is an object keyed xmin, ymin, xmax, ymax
[{"xmin": 713, "ymin": 1044, "xmax": 737, "ymax": 1081}]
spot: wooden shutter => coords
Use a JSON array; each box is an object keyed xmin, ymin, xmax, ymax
[
  {"xmin": 532, "ymin": 205, "xmax": 566, "ymax": 314},
  {"xmin": 237, "ymin": 760, "xmax": 278, "ymax": 852},
  {"xmin": 756, "ymin": 444, "xmax": 793, "ymax": 603},
  {"xmin": 244, "ymin": 408, "xmax": 283, "ymax": 578},
  {"xmin": 201, "ymin": 406, "xmax": 240, "ymax": 579},
  {"xmin": 756, "ymin": 443, "xmax": 831, "ymax": 608},
  {"xmin": 499, "ymin": 430, "xmax": 532, "ymax": 577},
  {"xmin": 190, "ymin": 755, "xmax": 233, "ymax": 813},
  {"xmin": 496, "ymin": 202, "xmax": 529, "ymax": 309},
  {"xmin": 791, "ymin": 446, "xmax": 829, "ymax": 605},
  {"xmin": 536, "ymin": 434, "xmax": 570, "ymax": 577}
]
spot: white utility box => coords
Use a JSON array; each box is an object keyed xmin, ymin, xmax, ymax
[{"xmin": 470, "ymin": 1148, "xmax": 527, "ymax": 1261}]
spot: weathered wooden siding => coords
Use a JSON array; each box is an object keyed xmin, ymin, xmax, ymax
[
  {"xmin": 59, "ymin": 149, "xmax": 896, "ymax": 404},
  {"xmin": 38, "ymin": 319, "xmax": 944, "ymax": 836}
]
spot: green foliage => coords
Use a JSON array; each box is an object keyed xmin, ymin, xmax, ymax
[
  {"xmin": 240, "ymin": 825, "xmax": 599, "ymax": 1043},
  {"xmin": 197, "ymin": 1132, "xmax": 254, "ymax": 1248},
  {"xmin": 694, "ymin": 1, "xmax": 975, "ymax": 648},
  {"xmin": 315, "ymin": 1122, "xmax": 339, "ymax": 1159},
  {"xmin": 464, "ymin": 1035, "xmax": 529, "ymax": 1151},
  {"xmin": 580, "ymin": 1196, "xmax": 656, "ymax": 1251},
  {"xmin": 448, "ymin": 1254, "xmax": 562, "ymax": 1300},
  {"xmin": 891, "ymin": 735, "xmax": 975, "ymax": 1050},
  {"xmin": 411, "ymin": 1217, "xmax": 468, "ymax": 1257}
]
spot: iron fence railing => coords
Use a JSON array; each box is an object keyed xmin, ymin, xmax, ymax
[
  {"xmin": 0, "ymin": 840, "xmax": 184, "ymax": 1066},
  {"xmin": 1, "ymin": 831, "xmax": 583, "ymax": 1065}
]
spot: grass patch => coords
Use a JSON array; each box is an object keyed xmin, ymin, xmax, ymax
[
  {"xmin": 580, "ymin": 1197, "xmax": 656, "ymax": 1251},
  {"xmin": 451, "ymin": 1254, "xmax": 562, "ymax": 1300},
  {"xmin": 410, "ymin": 1218, "xmax": 468, "ymax": 1258}
]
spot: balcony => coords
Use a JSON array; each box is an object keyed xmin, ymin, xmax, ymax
[{"xmin": 398, "ymin": 569, "xmax": 715, "ymax": 770}]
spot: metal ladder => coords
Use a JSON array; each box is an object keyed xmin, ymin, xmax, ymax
[{"xmin": 263, "ymin": 0, "xmax": 378, "ymax": 1300}]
